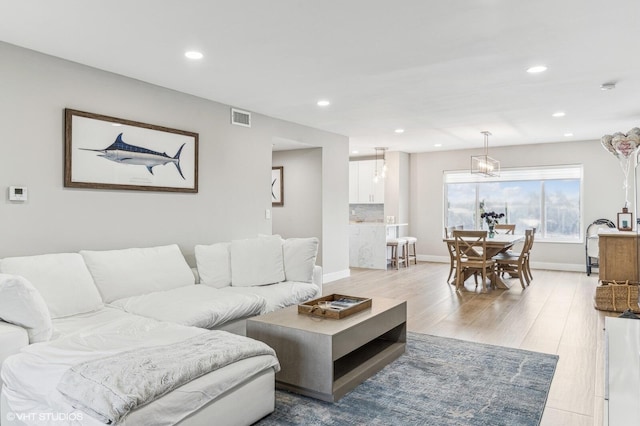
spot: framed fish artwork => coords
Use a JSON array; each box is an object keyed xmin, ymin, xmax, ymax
[
  {"xmin": 272, "ymin": 166, "xmax": 283, "ymax": 206},
  {"xmin": 64, "ymin": 109, "xmax": 198, "ymax": 192}
]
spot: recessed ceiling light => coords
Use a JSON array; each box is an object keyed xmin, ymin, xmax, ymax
[
  {"xmin": 394, "ymin": 129, "xmax": 405, "ymax": 134},
  {"xmin": 111, "ymin": 123, "xmax": 122, "ymax": 127},
  {"xmin": 185, "ymin": 51, "xmax": 203, "ymax": 60},
  {"xmin": 351, "ymin": 150, "xmax": 359, "ymax": 154},
  {"xmin": 317, "ymin": 100, "xmax": 330, "ymax": 107},
  {"xmin": 526, "ymin": 65, "xmax": 547, "ymax": 73},
  {"xmin": 552, "ymin": 112, "xmax": 566, "ymax": 117},
  {"xmin": 600, "ymin": 82, "xmax": 616, "ymax": 91},
  {"xmin": 564, "ymin": 132, "xmax": 574, "ymax": 137},
  {"xmin": 434, "ymin": 143, "xmax": 442, "ymax": 147}
]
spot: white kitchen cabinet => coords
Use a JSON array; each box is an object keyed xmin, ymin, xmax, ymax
[
  {"xmin": 349, "ymin": 162, "xmax": 359, "ymax": 203},
  {"xmin": 349, "ymin": 160, "xmax": 384, "ymax": 204}
]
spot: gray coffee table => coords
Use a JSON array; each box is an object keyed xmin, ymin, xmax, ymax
[{"xmin": 246, "ymin": 297, "xmax": 406, "ymax": 402}]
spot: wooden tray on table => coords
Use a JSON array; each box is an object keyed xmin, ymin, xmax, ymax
[{"xmin": 298, "ymin": 294, "xmax": 372, "ymax": 319}]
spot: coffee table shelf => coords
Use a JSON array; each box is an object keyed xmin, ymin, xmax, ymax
[{"xmin": 247, "ymin": 297, "xmax": 406, "ymax": 402}]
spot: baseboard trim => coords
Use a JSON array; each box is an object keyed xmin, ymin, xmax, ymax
[
  {"xmin": 529, "ymin": 261, "xmax": 585, "ymax": 272},
  {"xmin": 323, "ymin": 269, "xmax": 351, "ymax": 283},
  {"xmin": 416, "ymin": 255, "xmax": 586, "ymax": 273}
]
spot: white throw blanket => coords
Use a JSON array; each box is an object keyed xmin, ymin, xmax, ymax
[{"xmin": 56, "ymin": 331, "xmax": 279, "ymax": 424}]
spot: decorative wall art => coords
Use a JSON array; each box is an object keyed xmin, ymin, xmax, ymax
[
  {"xmin": 617, "ymin": 208, "xmax": 633, "ymax": 231},
  {"xmin": 272, "ymin": 166, "xmax": 283, "ymax": 206},
  {"xmin": 64, "ymin": 109, "xmax": 198, "ymax": 192}
]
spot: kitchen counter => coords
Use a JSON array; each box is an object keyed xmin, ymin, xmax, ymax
[{"xmin": 349, "ymin": 222, "xmax": 409, "ymax": 269}]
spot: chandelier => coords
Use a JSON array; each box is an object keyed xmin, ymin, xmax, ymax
[{"xmin": 471, "ymin": 131, "xmax": 500, "ymax": 177}]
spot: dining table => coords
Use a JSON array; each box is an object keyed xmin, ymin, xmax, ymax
[{"xmin": 443, "ymin": 233, "xmax": 525, "ymax": 289}]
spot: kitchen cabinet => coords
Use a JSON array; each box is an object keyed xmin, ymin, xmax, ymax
[
  {"xmin": 349, "ymin": 160, "xmax": 384, "ymax": 204},
  {"xmin": 598, "ymin": 231, "xmax": 639, "ymax": 282},
  {"xmin": 349, "ymin": 162, "xmax": 359, "ymax": 203}
]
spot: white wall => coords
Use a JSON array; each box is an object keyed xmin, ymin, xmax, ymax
[
  {"xmin": 272, "ymin": 148, "xmax": 323, "ymax": 265},
  {"xmin": 410, "ymin": 140, "xmax": 627, "ymax": 270},
  {"xmin": 384, "ymin": 151, "xmax": 410, "ymax": 235},
  {"xmin": 0, "ymin": 42, "xmax": 349, "ymax": 276}
]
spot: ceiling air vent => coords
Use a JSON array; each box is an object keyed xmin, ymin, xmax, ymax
[{"xmin": 231, "ymin": 108, "xmax": 251, "ymax": 127}]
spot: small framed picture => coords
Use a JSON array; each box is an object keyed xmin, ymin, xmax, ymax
[
  {"xmin": 617, "ymin": 210, "xmax": 633, "ymax": 231},
  {"xmin": 272, "ymin": 166, "xmax": 283, "ymax": 206}
]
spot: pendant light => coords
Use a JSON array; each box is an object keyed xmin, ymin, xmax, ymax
[{"xmin": 471, "ymin": 131, "xmax": 500, "ymax": 177}]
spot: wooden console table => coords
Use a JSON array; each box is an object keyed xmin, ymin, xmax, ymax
[{"xmin": 598, "ymin": 231, "xmax": 639, "ymax": 282}]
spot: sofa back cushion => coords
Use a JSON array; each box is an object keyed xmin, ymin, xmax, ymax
[
  {"xmin": 0, "ymin": 253, "xmax": 103, "ymax": 319},
  {"xmin": 283, "ymin": 237, "xmax": 319, "ymax": 283},
  {"xmin": 80, "ymin": 244, "xmax": 194, "ymax": 303},
  {"xmin": 0, "ymin": 274, "xmax": 53, "ymax": 343},
  {"xmin": 194, "ymin": 242, "xmax": 232, "ymax": 288},
  {"xmin": 230, "ymin": 236, "xmax": 285, "ymax": 286}
]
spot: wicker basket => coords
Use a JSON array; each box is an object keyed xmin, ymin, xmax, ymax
[{"xmin": 594, "ymin": 280, "xmax": 640, "ymax": 313}]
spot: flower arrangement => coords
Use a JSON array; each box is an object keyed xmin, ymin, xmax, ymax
[{"xmin": 481, "ymin": 211, "xmax": 505, "ymax": 226}]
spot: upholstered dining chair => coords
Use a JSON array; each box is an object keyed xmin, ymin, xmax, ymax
[
  {"xmin": 494, "ymin": 224, "xmax": 516, "ymax": 234},
  {"xmin": 452, "ymin": 230, "xmax": 496, "ymax": 292},
  {"xmin": 493, "ymin": 229, "xmax": 534, "ymax": 288}
]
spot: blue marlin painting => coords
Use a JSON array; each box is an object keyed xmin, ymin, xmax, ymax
[{"xmin": 81, "ymin": 133, "xmax": 186, "ymax": 179}]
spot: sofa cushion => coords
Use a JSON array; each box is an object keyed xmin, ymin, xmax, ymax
[
  {"xmin": 109, "ymin": 285, "xmax": 265, "ymax": 329},
  {"xmin": 283, "ymin": 237, "xmax": 319, "ymax": 283},
  {"xmin": 0, "ymin": 274, "xmax": 53, "ymax": 343},
  {"xmin": 221, "ymin": 281, "xmax": 319, "ymax": 314},
  {"xmin": 230, "ymin": 236, "xmax": 285, "ymax": 287},
  {"xmin": 80, "ymin": 244, "xmax": 194, "ymax": 303},
  {"xmin": 194, "ymin": 242, "xmax": 231, "ymax": 288},
  {"xmin": 0, "ymin": 253, "xmax": 103, "ymax": 319}
]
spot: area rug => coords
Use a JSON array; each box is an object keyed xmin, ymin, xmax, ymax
[{"xmin": 255, "ymin": 332, "xmax": 558, "ymax": 426}]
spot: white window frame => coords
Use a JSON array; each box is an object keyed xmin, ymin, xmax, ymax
[{"xmin": 443, "ymin": 164, "xmax": 584, "ymax": 243}]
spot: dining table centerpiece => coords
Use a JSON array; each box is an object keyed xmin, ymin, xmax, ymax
[{"xmin": 481, "ymin": 211, "xmax": 505, "ymax": 238}]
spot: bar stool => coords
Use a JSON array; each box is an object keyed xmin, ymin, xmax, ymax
[
  {"xmin": 405, "ymin": 236, "xmax": 418, "ymax": 265},
  {"xmin": 387, "ymin": 238, "xmax": 408, "ymax": 269}
]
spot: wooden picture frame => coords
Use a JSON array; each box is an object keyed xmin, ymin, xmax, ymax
[
  {"xmin": 64, "ymin": 109, "xmax": 198, "ymax": 192},
  {"xmin": 272, "ymin": 166, "xmax": 283, "ymax": 206},
  {"xmin": 617, "ymin": 210, "xmax": 633, "ymax": 231}
]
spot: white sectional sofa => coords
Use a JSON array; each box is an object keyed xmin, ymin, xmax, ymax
[{"xmin": 0, "ymin": 235, "xmax": 321, "ymax": 426}]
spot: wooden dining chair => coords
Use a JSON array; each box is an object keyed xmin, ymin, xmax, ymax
[
  {"xmin": 444, "ymin": 225, "xmax": 463, "ymax": 284},
  {"xmin": 445, "ymin": 239, "xmax": 457, "ymax": 285},
  {"xmin": 493, "ymin": 229, "xmax": 534, "ymax": 289},
  {"xmin": 523, "ymin": 228, "xmax": 535, "ymax": 282},
  {"xmin": 452, "ymin": 230, "xmax": 496, "ymax": 292},
  {"xmin": 494, "ymin": 224, "xmax": 516, "ymax": 234},
  {"xmin": 444, "ymin": 226, "xmax": 454, "ymax": 238}
]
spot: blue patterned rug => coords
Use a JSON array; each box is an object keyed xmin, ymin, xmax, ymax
[{"xmin": 255, "ymin": 332, "xmax": 558, "ymax": 426}]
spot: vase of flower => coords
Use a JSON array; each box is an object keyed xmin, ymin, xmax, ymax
[{"xmin": 481, "ymin": 211, "xmax": 505, "ymax": 238}]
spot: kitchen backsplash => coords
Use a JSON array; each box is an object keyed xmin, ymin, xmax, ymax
[{"xmin": 350, "ymin": 203, "xmax": 384, "ymax": 222}]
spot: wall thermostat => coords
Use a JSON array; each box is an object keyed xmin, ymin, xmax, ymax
[{"xmin": 9, "ymin": 186, "xmax": 28, "ymax": 201}]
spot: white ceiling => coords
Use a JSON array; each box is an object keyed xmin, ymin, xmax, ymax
[{"xmin": 2, "ymin": 1, "xmax": 639, "ymax": 156}]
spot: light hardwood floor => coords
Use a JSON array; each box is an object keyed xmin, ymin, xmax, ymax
[{"xmin": 323, "ymin": 262, "xmax": 616, "ymax": 426}]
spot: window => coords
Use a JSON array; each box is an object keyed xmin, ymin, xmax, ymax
[{"xmin": 444, "ymin": 165, "xmax": 582, "ymax": 241}]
